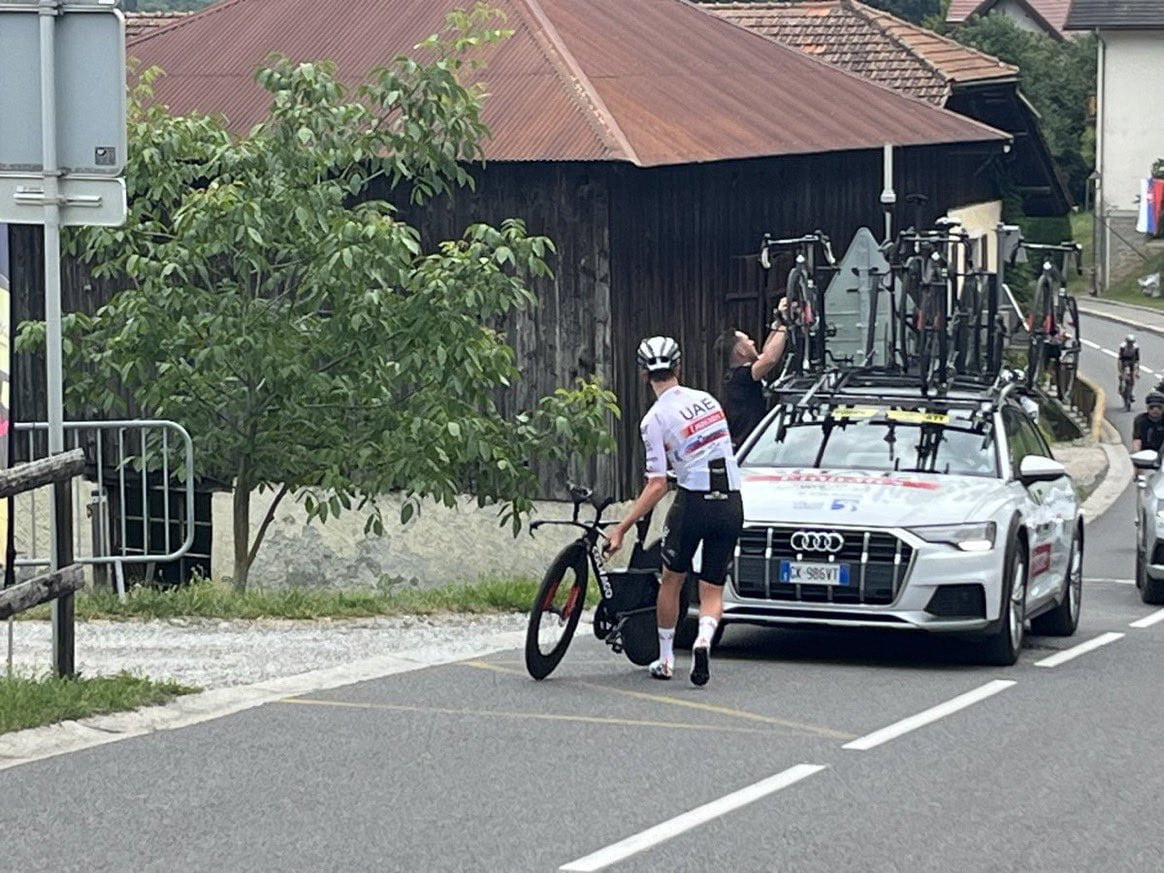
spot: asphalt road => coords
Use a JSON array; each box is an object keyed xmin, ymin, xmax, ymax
[{"xmin": 3, "ymin": 312, "xmax": 1164, "ymax": 873}]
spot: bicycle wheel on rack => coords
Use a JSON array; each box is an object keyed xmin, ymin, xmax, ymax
[
  {"xmin": 525, "ymin": 543, "xmax": 589, "ymax": 680},
  {"xmin": 1026, "ymin": 335, "xmax": 1045, "ymax": 390},
  {"xmin": 1057, "ymin": 349, "xmax": 1077, "ymax": 400}
]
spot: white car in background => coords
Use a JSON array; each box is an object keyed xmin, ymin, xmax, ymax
[
  {"xmin": 1132, "ymin": 449, "xmax": 1164, "ymax": 604},
  {"xmin": 715, "ymin": 372, "xmax": 1083, "ymax": 666}
]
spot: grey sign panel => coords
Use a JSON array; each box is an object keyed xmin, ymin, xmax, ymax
[
  {"xmin": 0, "ymin": 174, "xmax": 126, "ymax": 225},
  {"xmin": 0, "ymin": 6, "xmax": 126, "ymax": 175},
  {"xmin": 824, "ymin": 227, "xmax": 893, "ymax": 368}
]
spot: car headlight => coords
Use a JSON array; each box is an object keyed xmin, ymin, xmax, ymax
[{"xmin": 909, "ymin": 522, "xmax": 997, "ymax": 552}]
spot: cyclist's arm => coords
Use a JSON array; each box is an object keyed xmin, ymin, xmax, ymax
[
  {"xmin": 606, "ymin": 418, "xmax": 670, "ymax": 552},
  {"xmin": 1133, "ymin": 417, "xmax": 1144, "ymax": 453}
]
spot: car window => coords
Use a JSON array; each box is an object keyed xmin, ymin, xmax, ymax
[
  {"xmin": 1002, "ymin": 406, "xmax": 1047, "ymax": 470},
  {"xmin": 740, "ymin": 406, "xmax": 998, "ymax": 477}
]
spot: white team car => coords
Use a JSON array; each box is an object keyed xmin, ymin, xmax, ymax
[
  {"xmin": 716, "ymin": 373, "xmax": 1083, "ymax": 665},
  {"xmin": 1131, "ymin": 449, "xmax": 1164, "ymax": 604}
]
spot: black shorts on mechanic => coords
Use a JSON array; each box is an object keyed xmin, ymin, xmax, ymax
[{"xmin": 660, "ymin": 488, "xmax": 743, "ymax": 586}]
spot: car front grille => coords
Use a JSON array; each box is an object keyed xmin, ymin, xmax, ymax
[{"xmin": 733, "ymin": 526, "xmax": 913, "ymax": 605}]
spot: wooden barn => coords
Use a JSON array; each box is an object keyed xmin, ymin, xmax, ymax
[{"xmin": 7, "ymin": 0, "xmax": 1011, "ymax": 499}]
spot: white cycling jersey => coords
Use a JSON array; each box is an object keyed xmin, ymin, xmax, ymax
[{"xmin": 640, "ymin": 385, "xmax": 741, "ymax": 491}]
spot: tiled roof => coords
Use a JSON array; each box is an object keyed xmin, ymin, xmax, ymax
[
  {"xmin": 948, "ymin": 0, "xmax": 1073, "ymax": 39},
  {"xmin": 124, "ymin": 0, "xmax": 1006, "ymax": 168},
  {"xmin": 708, "ymin": 1, "xmax": 1017, "ymax": 106},
  {"xmin": 1066, "ymin": 0, "xmax": 1164, "ymax": 30},
  {"xmin": 124, "ymin": 11, "xmax": 190, "ymax": 41}
]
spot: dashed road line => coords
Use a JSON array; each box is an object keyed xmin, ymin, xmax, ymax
[
  {"xmin": 1130, "ymin": 608, "xmax": 1164, "ymax": 629},
  {"xmin": 559, "ymin": 764, "xmax": 828, "ymax": 871},
  {"xmin": 1082, "ymin": 339, "xmax": 1101, "ymax": 349},
  {"xmin": 1090, "ymin": 577, "xmax": 1135, "ymax": 585},
  {"xmin": 842, "ymin": 680, "xmax": 1015, "ymax": 751},
  {"xmin": 1034, "ymin": 632, "xmax": 1125, "ymax": 667}
]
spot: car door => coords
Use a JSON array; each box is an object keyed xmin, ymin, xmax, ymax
[
  {"xmin": 1001, "ymin": 407, "xmax": 1059, "ymax": 604},
  {"xmin": 1005, "ymin": 407, "xmax": 1072, "ymax": 603}
]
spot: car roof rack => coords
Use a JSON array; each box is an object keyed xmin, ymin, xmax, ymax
[{"xmin": 769, "ymin": 365, "xmax": 1023, "ymax": 414}]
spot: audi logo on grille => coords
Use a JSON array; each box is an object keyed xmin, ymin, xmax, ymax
[{"xmin": 790, "ymin": 530, "xmax": 845, "ymax": 553}]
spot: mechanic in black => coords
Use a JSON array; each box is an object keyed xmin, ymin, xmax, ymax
[
  {"xmin": 1133, "ymin": 392, "xmax": 1164, "ymax": 454},
  {"xmin": 714, "ymin": 299, "xmax": 789, "ymax": 448}
]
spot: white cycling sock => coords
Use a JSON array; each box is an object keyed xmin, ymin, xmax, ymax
[
  {"xmin": 696, "ymin": 616, "xmax": 718, "ymax": 649},
  {"xmin": 658, "ymin": 627, "xmax": 676, "ymax": 665}
]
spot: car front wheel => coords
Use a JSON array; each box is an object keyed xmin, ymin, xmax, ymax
[
  {"xmin": 980, "ymin": 539, "xmax": 1027, "ymax": 666},
  {"xmin": 1140, "ymin": 543, "xmax": 1164, "ymax": 605}
]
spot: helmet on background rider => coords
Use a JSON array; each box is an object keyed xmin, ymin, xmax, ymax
[
  {"xmin": 636, "ymin": 336, "xmax": 681, "ymax": 373},
  {"xmin": 1126, "ymin": 334, "xmax": 1137, "ymax": 345},
  {"xmin": 1147, "ymin": 391, "xmax": 1164, "ymax": 409}
]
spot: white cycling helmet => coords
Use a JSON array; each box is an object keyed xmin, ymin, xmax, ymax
[
  {"xmin": 1127, "ymin": 334, "xmax": 1137, "ymax": 344},
  {"xmin": 636, "ymin": 335, "xmax": 681, "ymax": 372}
]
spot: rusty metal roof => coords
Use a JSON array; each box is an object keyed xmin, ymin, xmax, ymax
[
  {"xmin": 708, "ymin": 1, "xmax": 1016, "ymax": 106},
  {"xmin": 127, "ymin": 0, "xmax": 1007, "ymax": 167}
]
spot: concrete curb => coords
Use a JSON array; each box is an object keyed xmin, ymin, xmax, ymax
[{"xmin": 0, "ymin": 629, "xmax": 526, "ymax": 772}]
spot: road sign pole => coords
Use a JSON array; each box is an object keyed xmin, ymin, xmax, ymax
[{"xmin": 39, "ymin": 0, "xmax": 74, "ymax": 677}]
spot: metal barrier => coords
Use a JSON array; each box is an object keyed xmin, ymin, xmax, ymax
[{"xmin": 13, "ymin": 420, "xmax": 196, "ymax": 598}]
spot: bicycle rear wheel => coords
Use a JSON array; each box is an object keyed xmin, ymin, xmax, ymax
[{"xmin": 525, "ymin": 543, "xmax": 589, "ymax": 680}]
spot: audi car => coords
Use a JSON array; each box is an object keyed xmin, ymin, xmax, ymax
[
  {"xmin": 715, "ymin": 373, "xmax": 1083, "ymax": 665},
  {"xmin": 1131, "ymin": 449, "xmax": 1164, "ymax": 605}
]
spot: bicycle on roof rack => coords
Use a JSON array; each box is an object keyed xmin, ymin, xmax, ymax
[
  {"xmin": 759, "ymin": 230, "xmax": 837, "ymax": 379},
  {"xmin": 1018, "ymin": 240, "xmax": 1083, "ymax": 396}
]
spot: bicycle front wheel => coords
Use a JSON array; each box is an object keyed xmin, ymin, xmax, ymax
[{"xmin": 525, "ymin": 542, "xmax": 589, "ymax": 680}]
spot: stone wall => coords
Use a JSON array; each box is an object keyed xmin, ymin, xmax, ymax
[{"xmin": 210, "ymin": 488, "xmax": 674, "ymax": 591}]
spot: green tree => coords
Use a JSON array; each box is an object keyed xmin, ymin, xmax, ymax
[
  {"xmin": 19, "ymin": 9, "xmax": 618, "ymax": 591},
  {"xmin": 953, "ymin": 15, "xmax": 1096, "ymax": 203}
]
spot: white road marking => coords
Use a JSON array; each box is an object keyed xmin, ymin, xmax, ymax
[
  {"xmin": 1145, "ymin": 368, "xmax": 1157, "ymax": 376},
  {"xmin": 1099, "ymin": 348, "xmax": 1118, "ymax": 358},
  {"xmin": 559, "ymin": 764, "xmax": 827, "ymax": 871},
  {"xmin": 1130, "ymin": 608, "xmax": 1164, "ymax": 629},
  {"xmin": 1034, "ymin": 632, "xmax": 1125, "ymax": 667},
  {"xmin": 1081, "ymin": 339, "xmax": 1101, "ymax": 349},
  {"xmin": 842, "ymin": 680, "xmax": 1015, "ymax": 752},
  {"xmin": 1090, "ymin": 577, "xmax": 1136, "ymax": 585}
]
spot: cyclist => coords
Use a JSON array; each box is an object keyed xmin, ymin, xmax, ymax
[
  {"xmin": 1118, "ymin": 334, "xmax": 1140, "ymax": 395},
  {"xmin": 714, "ymin": 299, "xmax": 790, "ymax": 448},
  {"xmin": 603, "ymin": 336, "xmax": 743, "ymax": 686},
  {"xmin": 1132, "ymin": 391, "xmax": 1164, "ymax": 454}
]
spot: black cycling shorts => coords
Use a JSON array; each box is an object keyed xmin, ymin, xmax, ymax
[{"xmin": 660, "ymin": 489, "xmax": 743, "ymax": 586}]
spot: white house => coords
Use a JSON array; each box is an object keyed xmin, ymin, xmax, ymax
[
  {"xmin": 948, "ymin": 0, "xmax": 1073, "ymax": 41},
  {"xmin": 1067, "ymin": 0, "xmax": 1164, "ymax": 291}
]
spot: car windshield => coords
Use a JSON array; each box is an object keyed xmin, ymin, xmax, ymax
[{"xmin": 740, "ymin": 404, "xmax": 998, "ymax": 477}]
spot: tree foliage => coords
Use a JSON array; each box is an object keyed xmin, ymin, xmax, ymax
[
  {"xmin": 952, "ymin": 16, "xmax": 1096, "ymax": 204},
  {"xmin": 18, "ymin": 8, "xmax": 618, "ymax": 590}
]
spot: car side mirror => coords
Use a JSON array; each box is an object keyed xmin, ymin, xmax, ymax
[
  {"xmin": 1018, "ymin": 455, "xmax": 1067, "ymax": 486},
  {"xmin": 1131, "ymin": 449, "xmax": 1161, "ymax": 471}
]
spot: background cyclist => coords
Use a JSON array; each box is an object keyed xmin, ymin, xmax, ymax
[
  {"xmin": 603, "ymin": 336, "xmax": 743, "ymax": 687},
  {"xmin": 1118, "ymin": 334, "xmax": 1140, "ymax": 395}
]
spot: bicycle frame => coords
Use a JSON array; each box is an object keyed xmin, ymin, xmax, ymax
[{"xmin": 760, "ymin": 230, "xmax": 837, "ymax": 378}]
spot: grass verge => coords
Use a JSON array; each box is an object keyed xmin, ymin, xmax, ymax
[
  {"xmin": 0, "ymin": 672, "xmax": 199, "ymax": 735},
  {"xmin": 18, "ymin": 577, "xmax": 540, "ymax": 621},
  {"xmin": 1072, "ymin": 211, "xmax": 1164, "ymax": 308}
]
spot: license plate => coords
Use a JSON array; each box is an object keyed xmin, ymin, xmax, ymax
[{"xmin": 778, "ymin": 560, "xmax": 850, "ymax": 586}]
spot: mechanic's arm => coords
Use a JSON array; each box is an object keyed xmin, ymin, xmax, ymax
[
  {"xmin": 751, "ymin": 325, "xmax": 789, "ymax": 381},
  {"xmin": 604, "ymin": 475, "xmax": 669, "ymax": 556}
]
